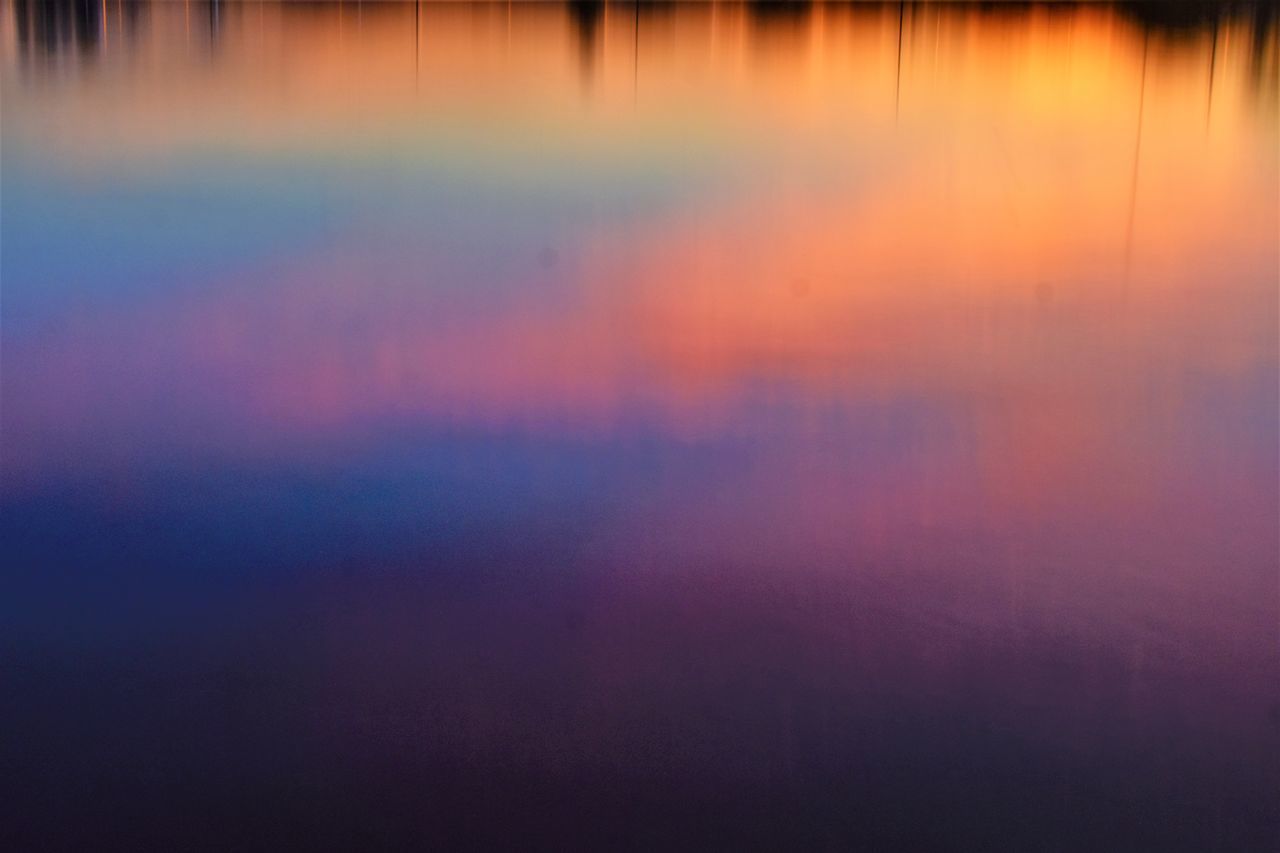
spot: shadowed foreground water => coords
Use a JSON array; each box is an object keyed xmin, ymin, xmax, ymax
[{"xmin": 2, "ymin": 2, "xmax": 1278, "ymax": 850}]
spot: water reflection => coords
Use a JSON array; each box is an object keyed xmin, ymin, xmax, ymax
[
  {"xmin": 2, "ymin": 3, "xmax": 1277, "ymax": 851},
  {"xmin": 10, "ymin": 0, "xmax": 105, "ymax": 59},
  {"xmin": 9, "ymin": 2, "xmax": 1279, "ymax": 91}
]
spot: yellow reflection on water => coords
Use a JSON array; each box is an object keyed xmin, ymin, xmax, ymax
[{"xmin": 1, "ymin": 1, "xmax": 1276, "ymax": 461}]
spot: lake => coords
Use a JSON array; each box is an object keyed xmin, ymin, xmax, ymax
[{"xmin": 2, "ymin": 2, "xmax": 1277, "ymax": 850}]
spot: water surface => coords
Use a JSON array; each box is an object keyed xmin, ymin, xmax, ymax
[{"xmin": 2, "ymin": 2, "xmax": 1278, "ymax": 850}]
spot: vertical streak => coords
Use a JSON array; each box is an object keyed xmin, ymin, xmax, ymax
[
  {"xmin": 1206, "ymin": 21, "xmax": 1218, "ymax": 129},
  {"xmin": 895, "ymin": 2, "xmax": 904, "ymax": 120},
  {"xmin": 1125, "ymin": 35, "xmax": 1149, "ymax": 279},
  {"xmin": 634, "ymin": 0, "xmax": 639, "ymax": 103}
]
